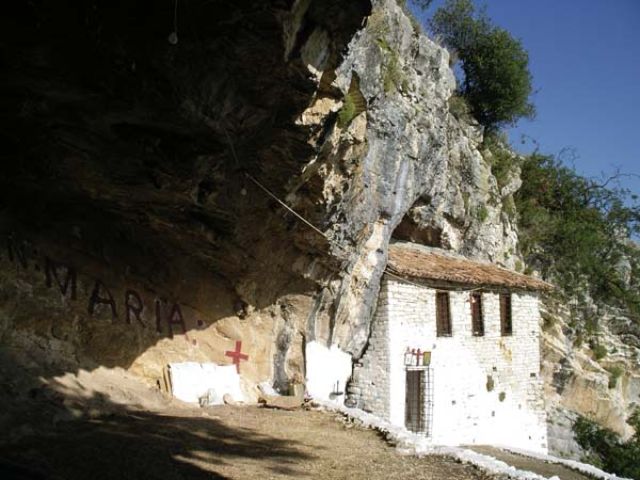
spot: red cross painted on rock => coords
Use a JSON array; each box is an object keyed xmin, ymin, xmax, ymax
[{"xmin": 225, "ymin": 340, "xmax": 249, "ymax": 373}]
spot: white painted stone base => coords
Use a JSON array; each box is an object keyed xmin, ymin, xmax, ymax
[
  {"xmin": 305, "ymin": 341, "xmax": 352, "ymax": 404},
  {"xmin": 168, "ymin": 362, "xmax": 244, "ymax": 404}
]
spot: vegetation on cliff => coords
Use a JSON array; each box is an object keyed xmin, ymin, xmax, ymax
[
  {"xmin": 428, "ymin": 0, "xmax": 535, "ymax": 130},
  {"xmin": 515, "ymin": 153, "xmax": 640, "ymax": 323},
  {"xmin": 573, "ymin": 411, "xmax": 640, "ymax": 479},
  {"xmin": 415, "ymin": 0, "xmax": 640, "ymax": 327}
]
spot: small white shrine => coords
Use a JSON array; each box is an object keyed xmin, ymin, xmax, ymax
[{"xmin": 348, "ymin": 242, "xmax": 551, "ymax": 453}]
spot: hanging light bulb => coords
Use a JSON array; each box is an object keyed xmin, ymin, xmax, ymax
[{"xmin": 168, "ymin": 0, "xmax": 179, "ymax": 45}]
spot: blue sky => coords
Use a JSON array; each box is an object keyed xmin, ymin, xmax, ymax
[{"xmin": 410, "ymin": 0, "xmax": 640, "ymax": 195}]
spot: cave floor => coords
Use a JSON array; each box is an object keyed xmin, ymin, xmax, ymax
[{"xmin": 0, "ymin": 405, "xmax": 499, "ymax": 480}]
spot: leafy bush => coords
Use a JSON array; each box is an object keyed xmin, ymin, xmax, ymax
[
  {"xmin": 383, "ymin": 49, "xmax": 402, "ymax": 93},
  {"xmin": 429, "ymin": 0, "xmax": 535, "ymax": 130},
  {"xmin": 573, "ymin": 414, "xmax": 640, "ymax": 479},
  {"xmin": 591, "ymin": 342, "xmax": 608, "ymax": 361},
  {"xmin": 515, "ymin": 153, "xmax": 640, "ymax": 321},
  {"xmin": 475, "ymin": 205, "xmax": 489, "ymax": 223},
  {"xmin": 374, "ymin": 36, "xmax": 404, "ymax": 94},
  {"xmin": 448, "ymin": 94, "xmax": 471, "ymax": 121},
  {"xmin": 502, "ymin": 195, "xmax": 516, "ymax": 219},
  {"xmin": 337, "ymin": 93, "xmax": 356, "ymax": 129},
  {"xmin": 483, "ymin": 132, "xmax": 517, "ymax": 190},
  {"xmin": 606, "ymin": 365, "xmax": 624, "ymax": 389},
  {"xmin": 337, "ymin": 77, "xmax": 367, "ymax": 129}
]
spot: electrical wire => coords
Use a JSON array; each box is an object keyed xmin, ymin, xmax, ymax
[
  {"xmin": 174, "ymin": 0, "xmax": 179, "ymax": 34},
  {"xmin": 243, "ymin": 171, "xmax": 484, "ymax": 294},
  {"xmin": 220, "ymin": 123, "xmax": 488, "ymax": 294},
  {"xmin": 244, "ymin": 172, "xmax": 347, "ymax": 253}
]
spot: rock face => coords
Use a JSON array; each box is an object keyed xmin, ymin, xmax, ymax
[
  {"xmin": 541, "ymin": 297, "xmax": 640, "ymax": 457},
  {"xmin": 293, "ymin": 0, "xmax": 521, "ymax": 356},
  {"xmin": 0, "ymin": 0, "xmax": 370, "ymax": 398},
  {"xmin": 9, "ymin": 0, "xmax": 636, "ymax": 458},
  {"xmin": 0, "ymin": 0, "xmax": 519, "ymax": 400}
]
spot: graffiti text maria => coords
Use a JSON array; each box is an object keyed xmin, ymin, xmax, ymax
[{"xmin": 4, "ymin": 234, "xmax": 190, "ymax": 338}]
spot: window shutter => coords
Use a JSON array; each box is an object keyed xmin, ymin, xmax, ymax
[
  {"xmin": 436, "ymin": 292, "xmax": 451, "ymax": 336},
  {"xmin": 471, "ymin": 293, "xmax": 484, "ymax": 336},
  {"xmin": 500, "ymin": 293, "xmax": 512, "ymax": 336}
]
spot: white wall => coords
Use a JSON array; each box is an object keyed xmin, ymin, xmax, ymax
[
  {"xmin": 357, "ymin": 278, "xmax": 548, "ymax": 453},
  {"xmin": 306, "ymin": 341, "xmax": 352, "ymax": 404},
  {"xmin": 169, "ymin": 362, "xmax": 244, "ymax": 404}
]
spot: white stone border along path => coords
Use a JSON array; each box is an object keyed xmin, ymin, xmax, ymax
[{"xmin": 316, "ymin": 401, "xmax": 630, "ymax": 480}]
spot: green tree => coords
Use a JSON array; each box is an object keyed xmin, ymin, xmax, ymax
[
  {"xmin": 429, "ymin": 0, "xmax": 535, "ymax": 130},
  {"xmin": 573, "ymin": 412, "xmax": 640, "ymax": 479},
  {"xmin": 515, "ymin": 153, "xmax": 640, "ymax": 319},
  {"xmin": 410, "ymin": 0, "xmax": 434, "ymax": 9}
]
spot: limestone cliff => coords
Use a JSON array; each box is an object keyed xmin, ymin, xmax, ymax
[
  {"xmin": 2, "ymin": 0, "xmax": 636, "ymax": 460},
  {"xmin": 0, "ymin": 0, "xmax": 518, "ymax": 398},
  {"xmin": 541, "ymin": 295, "xmax": 640, "ymax": 457}
]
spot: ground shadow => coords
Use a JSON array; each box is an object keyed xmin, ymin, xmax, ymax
[
  {"xmin": 0, "ymin": 393, "xmax": 315, "ymax": 479},
  {"xmin": 0, "ymin": 2, "xmax": 371, "ymax": 477}
]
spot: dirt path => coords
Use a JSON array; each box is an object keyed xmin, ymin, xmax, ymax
[
  {"xmin": 0, "ymin": 405, "xmax": 499, "ymax": 480},
  {"xmin": 470, "ymin": 446, "xmax": 592, "ymax": 480}
]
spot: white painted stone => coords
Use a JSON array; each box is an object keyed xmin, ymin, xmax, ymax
[
  {"xmin": 169, "ymin": 362, "xmax": 244, "ymax": 404},
  {"xmin": 306, "ymin": 341, "xmax": 353, "ymax": 403},
  {"xmin": 357, "ymin": 278, "xmax": 548, "ymax": 453}
]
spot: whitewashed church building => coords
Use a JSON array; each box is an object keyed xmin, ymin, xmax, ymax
[{"xmin": 346, "ymin": 242, "xmax": 552, "ymax": 453}]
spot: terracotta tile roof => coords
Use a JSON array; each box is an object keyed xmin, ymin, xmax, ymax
[{"xmin": 387, "ymin": 244, "xmax": 553, "ymax": 291}]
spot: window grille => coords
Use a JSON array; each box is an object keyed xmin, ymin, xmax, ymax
[{"xmin": 405, "ymin": 367, "xmax": 434, "ymax": 437}]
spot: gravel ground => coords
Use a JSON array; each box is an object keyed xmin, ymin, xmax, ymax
[
  {"xmin": 0, "ymin": 405, "xmax": 499, "ymax": 480},
  {"xmin": 470, "ymin": 446, "xmax": 593, "ymax": 480}
]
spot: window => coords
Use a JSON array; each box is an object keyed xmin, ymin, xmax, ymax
[
  {"xmin": 500, "ymin": 292, "xmax": 513, "ymax": 336},
  {"xmin": 436, "ymin": 292, "xmax": 452, "ymax": 336},
  {"xmin": 470, "ymin": 292, "xmax": 484, "ymax": 336}
]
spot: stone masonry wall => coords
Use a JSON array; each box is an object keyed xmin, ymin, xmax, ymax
[
  {"xmin": 356, "ymin": 277, "xmax": 548, "ymax": 453},
  {"xmin": 351, "ymin": 285, "xmax": 391, "ymax": 418}
]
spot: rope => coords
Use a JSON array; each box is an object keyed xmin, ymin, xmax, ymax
[
  {"xmin": 173, "ymin": 0, "xmax": 179, "ymax": 34},
  {"xmin": 244, "ymin": 172, "xmax": 347, "ymax": 254},
  {"xmin": 219, "ymin": 122, "xmax": 337, "ymax": 247},
  {"xmin": 221, "ymin": 124, "xmax": 240, "ymax": 168},
  {"xmin": 244, "ymin": 172, "xmax": 482, "ymax": 294},
  {"xmin": 220, "ymin": 124, "xmax": 485, "ymax": 295}
]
